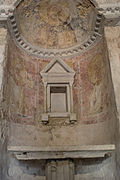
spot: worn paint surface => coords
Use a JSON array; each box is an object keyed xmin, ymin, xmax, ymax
[
  {"xmin": 16, "ymin": 0, "xmax": 95, "ymax": 49},
  {"xmin": 0, "ymin": 1, "xmax": 118, "ymax": 180},
  {"xmin": 4, "ymin": 36, "xmax": 113, "ymax": 124},
  {"xmin": 2, "ymin": 34, "xmax": 115, "ymax": 149}
]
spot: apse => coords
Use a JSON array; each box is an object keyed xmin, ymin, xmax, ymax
[{"xmin": 1, "ymin": 0, "xmax": 118, "ymax": 179}]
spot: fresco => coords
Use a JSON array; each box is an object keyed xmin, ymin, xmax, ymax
[
  {"xmin": 80, "ymin": 50, "xmax": 113, "ymax": 120},
  {"xmin": 88, "ymin": 54, "xmax": 107, "ymax": 115},
  {"xmin": 3, "ymin": 40, "xmax": 36, "ymax": 124},
  {"xmin": 3, "ymin": 34, "xmax": 115, "ymax": 127},
  {"xmin": 16, "ymin": 0, "xmax": 95, "ymax": 49}
]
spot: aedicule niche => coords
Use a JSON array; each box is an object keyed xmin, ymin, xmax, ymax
[
  {"xmin": 40, "ymin": 58, "xmax": 76, "ymax": 124},
  {"xmin": 48, "ymin": 85, "xmax": 68, "ymax": 113}
]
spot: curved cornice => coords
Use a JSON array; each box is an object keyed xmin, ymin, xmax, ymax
[
  {"xmin": 1, "ymin": 0, "xmax": 119, "ymax": 58},
  {"xmin": 7, "ymin": 12, "xmax": 103, "ymax": 58}
]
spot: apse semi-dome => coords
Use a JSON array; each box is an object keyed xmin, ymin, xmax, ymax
[{"xmin": 15, "ymin": 0, "xmax": 95, "ymax": 49}]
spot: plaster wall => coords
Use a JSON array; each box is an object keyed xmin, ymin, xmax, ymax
[
  {"xmin": 4, "ymin": 34, "xmax": 116, "ymax": 149},
  {"xmin": 104, "ymin": 27, "xmax": 120, "ymax": 119},
  {"xmin": 104, "ymin": 26, "xmax": 120, "ymax": 179},
  {"xmin": 4, "ymin": 31, "xmax": 117, "ymax": 180}
]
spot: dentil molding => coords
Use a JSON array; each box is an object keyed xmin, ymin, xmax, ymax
[
  {"xmin": 0, "ymin": 0, "xmax": 119, "ymax": 57},
  {"xmin": 7, "ymin": 12, "xmax": 103, "ymax": 58}
]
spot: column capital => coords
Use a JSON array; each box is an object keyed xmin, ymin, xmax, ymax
[
  {"xmin": 0, "ymin": 5, "xmax": 14, "ymax": 27},
  {"xmin": 94, "ymin": 1, "xmax": 120, "ymax": 26}
]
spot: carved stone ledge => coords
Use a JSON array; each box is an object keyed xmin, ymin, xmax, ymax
[
  {"xmin": 8, "ymin": 144, "xmax": 115, "ymax": 160},
  {"xmin": 41, "ymin": 113, "xmax": 77, "ymax": 125}
]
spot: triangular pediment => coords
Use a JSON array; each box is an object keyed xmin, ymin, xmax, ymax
[
  {"xmin": 41, "ymin": 58, "xmax": 75, "ymax": 75},
  {"xmin": 48, "ymin": 62, "xmax": 67, "ymax": 73}
]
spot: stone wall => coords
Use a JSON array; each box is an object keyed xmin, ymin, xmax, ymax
[
  {"xmin": 75, "ymin": 156, "xmax": 117, "ymax": 180},
  {"xmin": 6, "ymin": 156, "xmax": 118, "ymax": 180},
  {"xmin": 0, "ymin": 28, "xmax": 8, "ymax": 180},
  {"xmin": 7, "ymin": 157, "xmax": 46, "ymax": 180}
]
